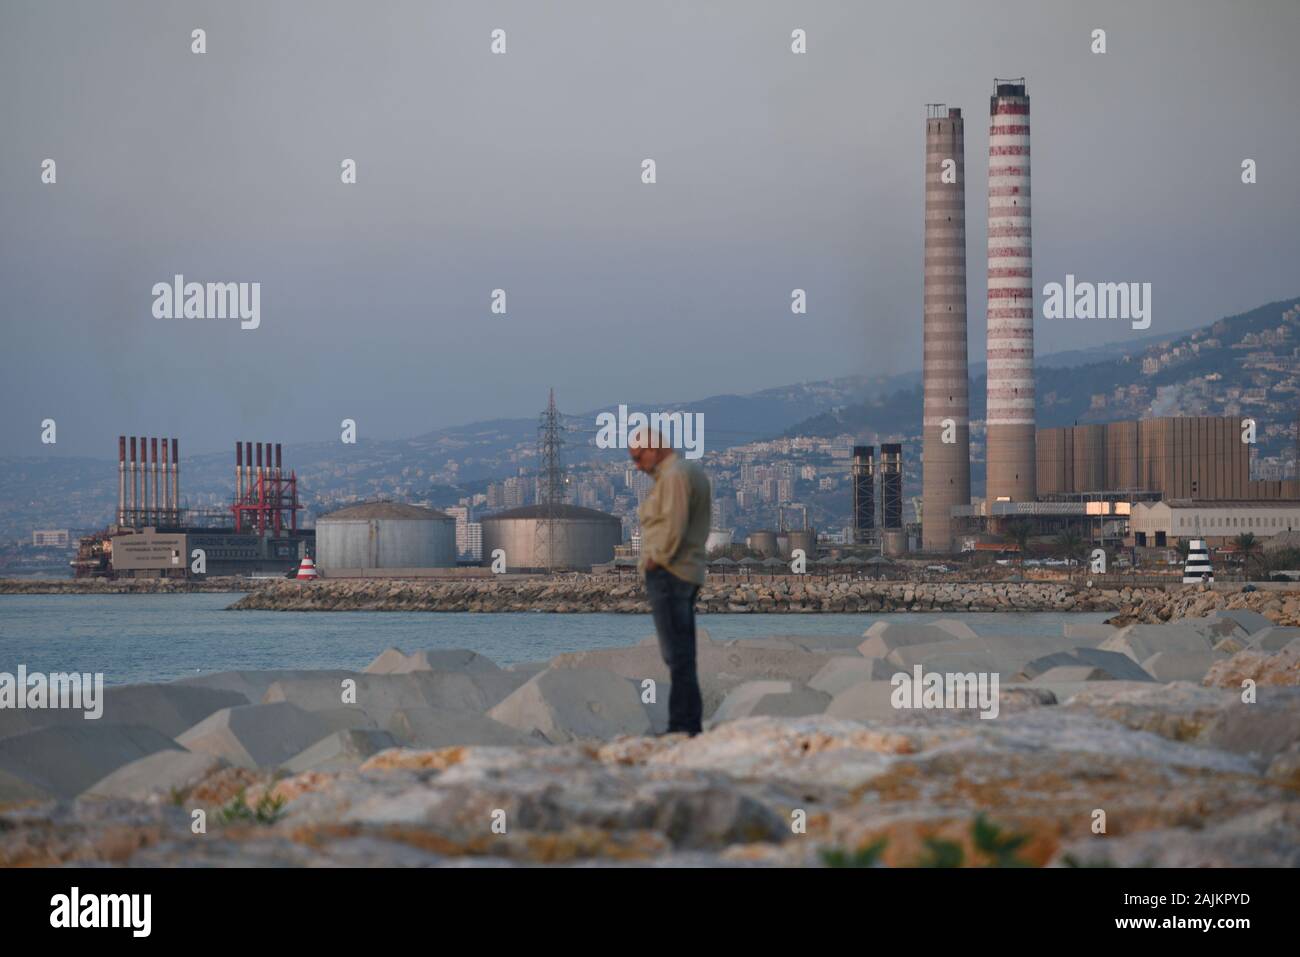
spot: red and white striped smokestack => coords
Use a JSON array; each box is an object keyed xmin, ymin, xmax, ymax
[
  {"xmin": 244, "ymin": 442, "xmax": 252, "ymax": 504},
  {"xmin": 139, "ymin": 436, "xmax": 149, "ymax": 526},
  {"xmin": 171, "ymin": 438, "xmax": 179, "ymax": 524},
  {"xmin": 151, "ymin": 437, "xmax": 160, "ymax": 526},
  {"xmin": 129, "ymin": 437, "xmax": 138, "ymax": 526},
  {"xmin": 236, "ymin": 441, "xmax": 243, "ymax": 504},
  {"xmin": 118, "ymin": 436, "xmax": 126, "ymax": 526},
  {"xmin": 986, "ymin": 77, "xmax": 1036, "ymax": 504},
  {"xmin": 255, "ymin": 442, "xmax": 264, "ymax": 502},
  {"xmin": 161, "ymin": 436, "xmax": 170, "ymax": 525}
]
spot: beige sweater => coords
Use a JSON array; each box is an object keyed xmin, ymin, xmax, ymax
[{"xmin": 637, "ymin": 452, "xmax": 712, "ymax": 585}]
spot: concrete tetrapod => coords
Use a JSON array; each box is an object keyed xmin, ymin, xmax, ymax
[
  {"xmin": 0, "ymin": 723, "xmax": 182, "ymax": 800},
  {"xmin": 177, "ymin": 701, "xmax": 374, "ymax": 770},
  {"xmin": 487, "ymin": 667, "xmax": 652, "ymax": 743}
]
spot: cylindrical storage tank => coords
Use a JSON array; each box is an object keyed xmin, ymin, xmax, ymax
[
  {"xmin": 747, "ymin": 530, "xmax": 779, "ymax": 558},
  {"xmin": 705, "ymin": 529, "xmax": 734, "ymax": 554},
  {"xmin": 786, "ymin": 529, "xmax": 816, "ymax": 559},
  {"xmin": 882, "ymin": 529, "xmax": 909, "ymax": 558},
  {"xmin": 480, "ymin": 504, "xmax": 621, "ymax": 571},
  {"xmin": 316, "ymin": 502, "xmax": 456, "ymax": 572}
]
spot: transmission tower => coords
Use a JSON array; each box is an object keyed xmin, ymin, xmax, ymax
[{"xmin": 536, "ymin": 387, "xmax": 568, "ymax": 571}]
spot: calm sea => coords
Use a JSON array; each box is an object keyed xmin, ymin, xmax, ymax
[{"xmin": 0, "ymin": 594, "xmax": 1111, "ymax": 685}]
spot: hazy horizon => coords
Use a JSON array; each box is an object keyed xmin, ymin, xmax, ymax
[{"xmin": 3, "ymin": 0, "xmax": 1298, "ymax": 457}]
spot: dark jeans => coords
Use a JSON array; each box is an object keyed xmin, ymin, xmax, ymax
[{"xmin": 645, "ymin": 567, "xmax": 702, "ymax": 734}]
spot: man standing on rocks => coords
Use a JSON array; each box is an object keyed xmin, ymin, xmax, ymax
[{"xmin": 629, "ymin": 425, "xmax": 712, "ymax": 736}]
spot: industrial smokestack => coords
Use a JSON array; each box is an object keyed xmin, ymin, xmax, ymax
[
  {"xmin": 161, "ymin": 436, "xmax": 170, "ymax": 525},
  {"xmin": 244, "ymin": 441, "xmax": 252, "ymax": 504},
  {"xmin": 255, "ymin": 442, "xmax": 264, "ymax": 501},
  {"xmin": 921, "ymin": 104, "xmax": 971, "ymax": 553},
  {"xmin": 151, "ymin": 437, "xmax": 160, "ymax": 526},
  {"xmin": 985, "ymin": 77, "xmax": 1036, "ymax": 504},
  {"xmin": 851, "ymin": 446, "xmax": 875, "ymax": 543},
  {"xmin": 139, "ymin": 436, "xmax": 149, "ymax": 526},
  {"xmin": 118, "ymin": 436, "xmax": 126, "ymax": 526},
  {"xmin": 881, "ymin": 444, "xmax": 903, "ymax": 529},
  {"xmin": 171, "ymin": 438, "xmax": 179, "ymax": 524},
  {"xmin": 129, "ymin": 437, "xmax": 138, "ymax": 526},
  {"xmin": 236, "ymin": 441, "xmax": 244, "ymax": 504}
]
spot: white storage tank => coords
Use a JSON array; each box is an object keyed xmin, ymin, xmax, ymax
[
  {"xmin": 480, "ymin": 504, "xmax": 621, "ymax": 571},
  {"xmin": 315, "ymin": 502, "xmax": 456, "ymax": 572}
]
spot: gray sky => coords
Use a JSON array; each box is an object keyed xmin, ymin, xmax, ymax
[{"xmin": 2, "ymin": 0, "xmax": 1298, "ymax": 457}]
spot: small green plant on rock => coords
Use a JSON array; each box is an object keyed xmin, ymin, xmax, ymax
[
  {"xmin": 820, "ymin": 836, "xmax": 887, "ymax": 868},
  {"xmin": 215, "ymin": 788, "xmax": 286, "ymax": 826}
]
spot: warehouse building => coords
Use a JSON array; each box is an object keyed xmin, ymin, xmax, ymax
[{"xmin": 1129, "ymin": 500, "xmax": 1300, "ymax": 547}]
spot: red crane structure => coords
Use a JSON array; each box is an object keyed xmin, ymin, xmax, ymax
[{"xmin": 231, "ymin": 441, "xmax": 301, "ymax": 535}]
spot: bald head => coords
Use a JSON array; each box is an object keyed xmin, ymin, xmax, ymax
[{"xmin": 628, "ymin": 425, "xmax": 673, "ymax": 474}]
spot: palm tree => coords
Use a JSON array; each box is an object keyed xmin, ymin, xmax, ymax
[
  {"xmin": 1054, "ymin": 529, "xmax": 1086, "ymax": 582},
  {"xmin": 1003, "ymin": 520, "xmax": 1034, "ymax": 575},
  {"xmin": 1233, "ymin": 533, "xmax": 1260, "ymax": 581}
]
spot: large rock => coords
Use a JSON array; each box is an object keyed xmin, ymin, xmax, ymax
[
  {"xmin": 548, "ymin": 642, "xmax": 834, "ymax": 720},
  {"xmin": 808, "ymin": 657, "xmax": 897, "ymax": 695},
  {"xmin": 284, "ymin": 729, "xmax": 400, "ymax": 773},
  {"xmin": 1061, "ymin": 621, "xmax": 1120, "ymax": 643},
  {"xmin": 1207, "ymin": 609, "xmax": 1274, "ymax": 636},
  {"xmin": 363, "ymin": 648, "xmax": 502, "ymax": 675},
  {"xmin": 824, "ymin": 681, "xmax": 902, "ymax": 722},
  {"xmin": 0, "ymin": 682, "xmax": 246, "ymax": 741},
  {"xmin": 487, "ymin": 668, "xmax": 652, "ymax": 743},
  {"xmin": 176, "ymin": 669, "xmax": 357, "ymax": 704},
  {"xmin": 384, "ymin": 707, "xmax": 542, "ymax": 748},
  {"xmin": 1141, "ymin": 649, "xmax": 1225, "ymax": 683},
  {"xmin": 731, "ymin": 634, "xmax": 867, "ymax": 654},
  {"xmin": 1065, "ymin": 682, "xmax": 1300, "ymax": 764},
  {"xmin": 1100, "ymin": 621, "xmax": 1227, "ymax": 662},
  {"xmin": 858, "ymin": 619, "xmax": 977, "ymax": 657},
  {"xmin": 1015, "ymin": 648, "xmax": 1154, "ymax": 683},
  {"xmin": 177, "ymin": 701, "xmax": 368, "ymax": 769},
  {"xmin": 0, "ymin": 724, "xmax": 182, "ymax": 800},
  {"xmin": 709, "ymin": 681, "xmax": 830, "ymax": 724},
  {"xmin": 262, "ymin": 671, "xmax": 524, "ymax": 722},
  {"xmin": 1247, "ymin": 626, "xmax": 1300, "ymax": 652},
  {"xmin": 1203, "ymin": 646, "xmax": 1300, "ymax": 688},
  {"xmin": 83, "ymin": 750, "xmax": 228, "ymax": 801}
]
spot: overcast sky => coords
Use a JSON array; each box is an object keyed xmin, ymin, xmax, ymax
[{"xmin": 2, "ymin": 0, "xmax": 1298, "ymax": 457}]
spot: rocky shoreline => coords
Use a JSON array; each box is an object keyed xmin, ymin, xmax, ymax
[
  {"xmin": 2, "ymin": 612, "xmax": 1298, "ymax": 867},
  {"xmin": 6, "ymin": 576, "xmax": 1298, "ymax": 626},
  {"xmin": 229, "ymin": 577, "xmax": 1300, "ymax": 622},
  {"xmin": 0, "ymin": 576, "xmax": 257, "ymax": 594}
]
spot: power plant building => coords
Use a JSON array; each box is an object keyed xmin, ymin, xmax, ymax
[
  {"xmin": 921, "ymin": 104, "xmax": 972, "ymax": 552},
  {"xmin": 479, "ymin": 504, "xmax": 621, "ymax": 571},
  {"xmin": 985, "ymin": 78, "xmax": 1036, "ymax": 503},
  {"xmin": 316, "ymin": 502, "xmax": 457, "ymax": 573},
  {"xmin": 1037, "ymin": 416, "xmax": 1299, "ymax": 500}
]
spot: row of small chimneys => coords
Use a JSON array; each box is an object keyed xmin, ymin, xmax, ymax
[
  {"xmin": 236, "ymin": 441, "xmax": 284, "ymax": 504},
  {"xmin": 117, "ymin": 436, "xmax": 180, "ymax": 528}
]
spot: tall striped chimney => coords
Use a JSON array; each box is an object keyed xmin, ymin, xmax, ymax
[
  {"xmin": 985, "ymin": 77, "xmax": 1036, "ymax": 504},
  {"xmin": 921, "ymin": 104, "xmax": 971, "ymax": 552}
]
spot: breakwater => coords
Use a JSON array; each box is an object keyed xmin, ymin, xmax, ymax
[
  {"xmin": 0, "ymin": 577, "xmax": 257, "ymax": 594},
  {"xmin": 229, "ymin": 577, "xmax": 1157, "ymax": 614}
]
